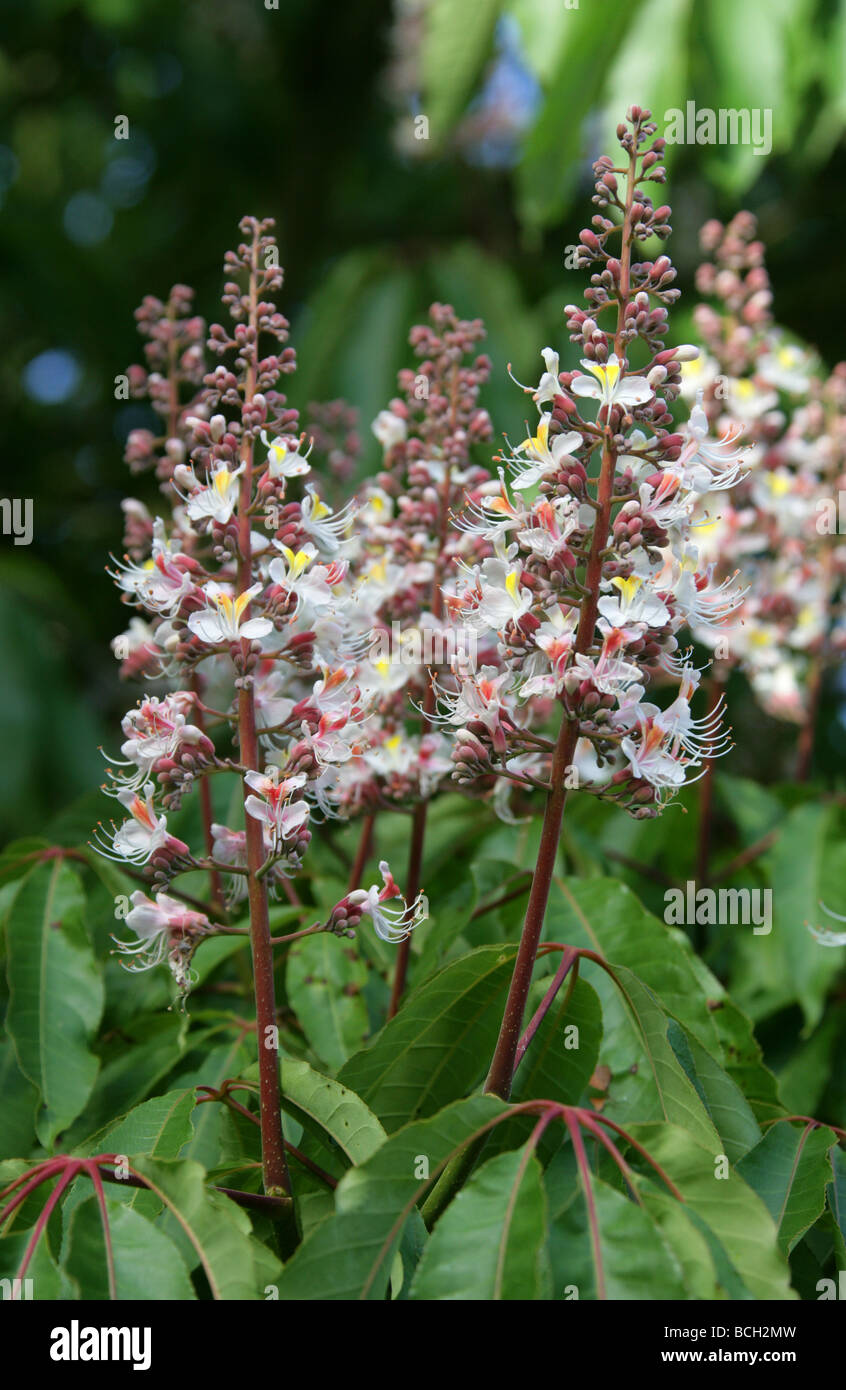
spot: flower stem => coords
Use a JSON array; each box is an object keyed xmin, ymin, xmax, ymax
[
  {"xmin": 388, "ymin": 799, "xmax": 427, "ymax": 1018},
  {"xmin": 485, "ymin": 136, "xmax": 638, "ymax": 1101},
  {"xmin": 348, "ymin": 813, "xmax": 375, "ymax": 891},
  {"xmin": 235, "ymin": 227, "xmax": 292, "ymax": 1208}
]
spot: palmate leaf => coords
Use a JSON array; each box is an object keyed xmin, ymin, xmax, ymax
[
  {"xmin": 544, "ymin": 1147, "xmax": 687, "ymax": 1301},
  {"xmin": 63, "ymin": 1196, "xmax": 196, "ymax": 1300},
  {"xmin": 275, "ymin": 1095, "xmax": 508, "ymax": 1300},
  {"xmin": 737, "ymin": 1121, "xmax": 839, "ymax": 1254},
  {"xmin": 409, "ymin": 1147, "xmax": 550, "ymax": 1300},
  {"xmin": 626, "ymin": 1122, "xmax": 795, "ymax": 1299},
  {"xmin": 338, "ymin": 944, "xmax": 517, "ymax": 1133},
  {"xmin": 483, "ymin": 975, "xmax": 603, "ymax": 1162},
  {"xmin": 128, "ymin": 1157, "xmax": 281, "ymax": 1300},
  {"xmin": 5, "ymin": 861, "xmax": 104, "ymax": 1147}
]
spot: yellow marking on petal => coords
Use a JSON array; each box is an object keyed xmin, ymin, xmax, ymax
[
  {"xmin": 213, "ymin": 592, "xmax": 235, "ymax": 623},
  {"xmin": 611, "ymin": 575, "xmax": 642, "ymax": 604},
  {"xmin": 734, "ymin": 379, "xmax": 755, "ymax": 399},
  {"xmin": 767, "ymin": 473, "xmax": 791, "ymax": 497},
  {"xmin": 368, "ymin": 558, "xmax": 387, "ymax": 583},
  {"xmin": 213, "ymin": 469, "xmax": 233, "ymax": 497},
  {"xmin": 505, "ymin": 569, "xmax": 522, "ymax": 603},
  {"xmin": 310, "ymin": 494, "xmax": 331, "ymax": 520},
  {"xmin": 385, "ymin": 734, "xmax": 402, "ymax": 753},
  {"xmin": 590, "ymin": 361, "xmax": 620, "ymax": 390},
  {"xmin": 234, "ymin": 591, "xmax": 254, "ymax": 623},
  {"xmin": 777, "ymin": 346, "xmax": 797, "ymax": 368},
  {"xmin": 375, "ymin": 659, "xmax": 391, "ymax": 679},
  {"xmin": 520, "ymin": 418, "xmax": 549, "ymax": 455}
]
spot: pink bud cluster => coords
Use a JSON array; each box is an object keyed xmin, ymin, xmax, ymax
[{"xmin": 684, "ymin": 213, "xmax": 846, "ymax": 722}]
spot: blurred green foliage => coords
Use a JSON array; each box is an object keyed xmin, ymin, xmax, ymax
[{"xmin": 1, "ymin": 0, "xmax": 845, "ymax": 837}]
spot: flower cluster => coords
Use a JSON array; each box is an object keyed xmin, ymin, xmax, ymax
[
  {"xmin": 683, "ymin": 212, "xmax": 846, "ymax": 728},
  {"xmin": 435, "ymin": 109, "xmax": 741, "ymax": 817},
  {"xmin": 327, "ymin": 305, "xmax": 496, "ymax": 816},
  {"xmin": 95, "ymin": 218, "xmax": 426, "ymax": 995}
]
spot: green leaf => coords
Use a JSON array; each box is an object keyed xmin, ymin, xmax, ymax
[
  {"xmin": 667, "ymin": 1020, "xmax": 761, "ymax": 1162},
  {"xmin": 275, "ymin": 1095, "xmax": 507, "ymax": 1300},
  {"xmin": 239, "ymin": 1058, "xmax": 388, "ymax": 1235},
  {"xmin": 515, "ymin": 0, "xmax": 643, "ymax": 234},
  {"xmin": 590, "ymin": 964, "xmax": 719, "ymax": 1147},
  {"xmin": 62, "ymin": 1014, "xmax": 188, "ymax": 1147},
  {"xmin": 826, "ymin": 1145, "xmax": 846, "ymax": 1265},
  {"xmin": 338, "ymin": 944, "xmax": 517, "ymax": 1132},
  {"xmin": 737, "ymin": 1122, "xmax": 838, "ymax": 1254},
  {"xmin": 420, "ymin": 0, "xmax": 502, "ymax": 147},
  {"xmin": 0, "ymin": 1037, "xmax": 39, "ymax": 1159},
  {"xmin": 410, "ymin": 1147, "xmax": 549, "ymax": 1299},
  {"xmin": 80, "ymin": 1089, "xmax": 197, "ymax": 1163},
  {"xmin": 129, "ymin": 1157, "xmax": 280, "ymax": 1300},
  {"xmin": 278, "ymin": 1057, "xmax": 387, "ymax": 1169},
  {"xmin": 709, "ymin": 996, "xmax": 783, "ymax": 1125},
  {"xmin": 5, "ymin": 861, "xmax": 104, "ymax": 1146},
  {"xmin": 628, "ymin": 1122, "xmax": 795, "ymax": 1299},
  {"xmin": 544, "ymin": 1147, "xmax": 686, "ymax": 1300},
  {"xmin": 515, "ymin": 974, "xmax": 602, "ymax": 1105},
  {"xmin": 729, "ymin": 803, "xmax": 844, "ymax": 1028},
  {"xmin": 549, "ymin": 877, "xmax": 722, "ymax": 1052},
  {"xmin": 63, "ymin": 1196, "xmax": 196, "ymax": 1300},
  {"xmin": 484, "ymin": 975, "xmax": 603, "ymax": 1162},
  {"xmin": 286, "ymin": 933, "xmax": 369, "ymax": 1072},
  {"xmin": 598, "ymin": 0, "xmax": 692, "ymax": 174}
]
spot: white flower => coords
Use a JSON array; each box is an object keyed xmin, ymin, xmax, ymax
[
  {"xmin": 597, "ymin": 575, "xmax": 670, "ymax": 630},
  {"xmin": 109, "ymin": 521, "xmax": 195, "ymax": 616},
  {"xmin": 244, "ymin": 768, "xmax": 309, "ymax": 848},
  {"xmin": 261, "ymin": 431, "xmax": 312, "ymax": 479},
  {"xmin": 570, "ymin": 353, "xmax": 653, "ymax": 409},
  {"xmin": 510, "ymin": 419, "xmax": 582, "ymax": 491},
  {"xmin": 300, "ymin": 485, "xmax": 356, "ymax": 554},
  {"xmin": 93, "ymin": 785, "xmax": 171, "ymax": 865},
  {"xmin": 115, "ymin": 891, "xmax": 212, "ymax": 992},
  {"xmin": 187, "ymin": 582, "xmax": 273, "ymax": 644},
  {"xmin": 534, "ymin": 347, "xmax": 561, "ymax": 404},
  {"xmin": 372, "ymin": 409, "xmax": 407, "ymax": 452},
  {"xmin": 757, "ymin": 341, "xmax": 814, "ymax": 395},
  {"xmin": 185, "ymin": 462, "xmax": 246, "ymax": 524},
  {"xmin": 474, "ymin": 557, "xmax": 533, "ymax": 629},
  {"xmin": 807, "ymin": 902, "xmax": 846, "ymax": 948},
  {"xmin": 350, "ymin": 861, "xmax": 428, "ymax": 944}
]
